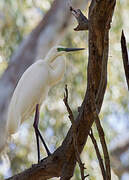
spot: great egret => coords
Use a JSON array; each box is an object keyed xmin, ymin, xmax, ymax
[{"xmin": 3, "ymin": 46, "xmax": 85, "ymax": 162}]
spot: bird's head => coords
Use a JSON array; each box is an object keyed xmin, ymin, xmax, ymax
[{"xmin": 45, "ymin": 45, "xmax": 85, "ymax": 63}]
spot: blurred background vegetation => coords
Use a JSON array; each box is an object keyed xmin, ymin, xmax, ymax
[{"xmin": 0, "ymin": 0, "xmax": 129, "ymax": 180}]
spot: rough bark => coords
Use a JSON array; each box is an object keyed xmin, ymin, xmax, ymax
[
  {"xmin": 6, "ymin": 0, "xmax": 116, "ymax": 179},
  {"xmin": 0, "ymin": 0, "xmax": 89, "ymax": 150}
]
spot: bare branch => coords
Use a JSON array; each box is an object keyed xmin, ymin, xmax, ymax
[
  {"xmin": 121, "ymin": 30, "xmax": 129, "ymax": 90},
  {"xmin": 94, "ymin": 111, "xmax": 111, "ymax": 180},
  {"xmin": 6, "ymin": 154, "xmax": 61, "ymax": 180},
  {"xmin": 63, "ymin": 85, "xmax": 88, "ymax": 180},
  {"xmin": 89, "ymin": 129, "xmax": 106, "ymax": 179},
  {"xmin": 70, "ymin": 6, "xmax": 89, "ymax": 31},
  {"xmin": 63, "ymin": 85, "xmax": 74, "ymax": 124},
  {"xmin": 89, "ymin": 87, "xmax": 111, "ymax": 180}
]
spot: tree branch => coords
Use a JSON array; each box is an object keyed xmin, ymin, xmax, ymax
[
  {"xmin": 90, "ymin": 83, "xmax": 111, "ymax": 180},
  {"xmin": 63, "ymin": 84, "xmax": 88, "ymax": 180},
  {"xmin": 89, "ymin": 129, "xmax": 106, "ymax": 179},
  {"xmin": 121, "ymin": 30, "xmax": 129, "ymax": 90},
  {"xmin": 94, "ymin": 112, "xmax": 111, "ymax": 180},
  {"xmin": 70, "ymin": 6, "xmax": 89, "ymax": 31}
]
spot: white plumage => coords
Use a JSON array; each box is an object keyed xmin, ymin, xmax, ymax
[
  {"xmin": 0, "ymin": 45, "xmax": 85, "ymax": 159},
  {"xmin": 7, "ymin": 46, "xmax": 66, "ymax": 136}
]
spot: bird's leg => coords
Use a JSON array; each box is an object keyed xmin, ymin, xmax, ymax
[
  {"xmin": 33, "ymin": 104, "xmax": 40, "ymax": 163},
  {"xmin": 33, "ymin": 104, "xmax": 51, "ymax": 161},
  {"xmin": 34, "ymin": 130, "xmax": 40, "ymax": 163}
]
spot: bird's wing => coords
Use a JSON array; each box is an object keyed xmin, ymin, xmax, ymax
[{"xmin": 7, "ymin": 60, "xmax": 50, "ymax": 134}]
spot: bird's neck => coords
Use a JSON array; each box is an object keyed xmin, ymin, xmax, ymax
[
  {"xmin": 44, "ymin": 52, "xmax": 58, "ymax": 64},
  {"xmin": 48, "ymin": 56, "xmax": 65, "ymax": 86},
  {"xmin": 44, "ymin": 55, "xmax": 53, "ymax": 64}
]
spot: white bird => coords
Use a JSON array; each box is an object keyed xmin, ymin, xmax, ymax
[{"xmin": 2, "ymin": 46, "xmax": 85, "ymax": 162}]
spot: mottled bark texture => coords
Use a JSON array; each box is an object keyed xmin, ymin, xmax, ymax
[{"xmin": 6, "ymin": 0, "xmax": 116, "ymax": 179}]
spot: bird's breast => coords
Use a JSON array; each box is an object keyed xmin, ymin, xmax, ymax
[{"xmin": 12, "ymin": 62, "xmax": 50, "ymax": 123}]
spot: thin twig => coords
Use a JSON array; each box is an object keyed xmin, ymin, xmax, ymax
[
  {"xmin": 91, "ymin": 98, "xmax": 111, "ymax": 180},
  {"xmin": 70, "ymin": 6, "xmax": 89, "ymax": 31},
  {"xmin": 89, "ymin": 88, "xmax": 111, "ymax": 180},
  {"xmin": 94, "ymin": 114, "xmax": 111, "ymax": 180},
  {"xmin": 121, "ymin": 30, "xmax": 129, "ymax": 90},
  {"xmin": 63, "ymin": 84, "xmax": 88, "ymax": 180},
  {"xmin": 89, "ymin": 129, "xmax": 106, "ymax": 179}
]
